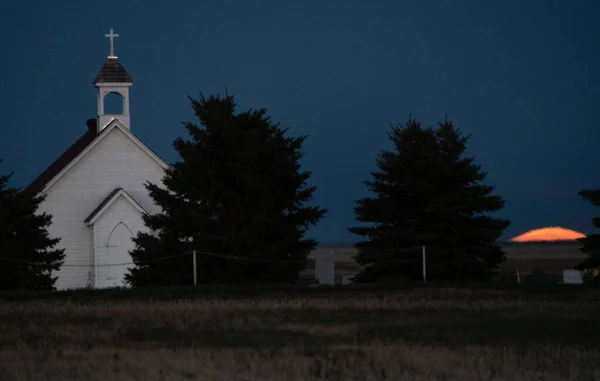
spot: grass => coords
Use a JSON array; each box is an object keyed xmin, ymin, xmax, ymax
[{"xmin": 0, "ymin": 285, "xmax": 599, "ymax": 380}]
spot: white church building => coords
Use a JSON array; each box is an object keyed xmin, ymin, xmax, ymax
[{"xmin": 26, "ymin": 29, "xmax": 168, "ymax": 290}]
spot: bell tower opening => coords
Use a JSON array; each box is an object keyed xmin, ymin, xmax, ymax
[
  {"xmin": 103, "ymin": 92, "xmax": 124, "ymax": 115},
  {"xmin": 93, "ymin": 28, "xmax": 133, "ymax": 132}
]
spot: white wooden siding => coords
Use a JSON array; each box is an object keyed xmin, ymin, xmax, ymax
[{"xmin": 38, "ymin": 127, "xmax": 165, "ymax": 290}]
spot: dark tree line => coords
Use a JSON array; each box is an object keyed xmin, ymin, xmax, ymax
[
  {"xmin": 3, "ymin": 91, "xmax": 600, "ymax": 289},
  {"xmin": 126, "ymin": 97, "xmax": 512, "ymax": 286},
  {"xmin": 0, "ymin": 162, "xmax": 64, "ymax": 290}
]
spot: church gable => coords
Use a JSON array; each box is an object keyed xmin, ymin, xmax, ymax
[
  {"xmin": 85, "ymin": 187, "xmax": 147, "ymax": 226},
  {"xmin": 31, "ymin": 119, "xmax": 169, "ymax": 196},
  {"xmin": 38, "ymin": 120, "xmax": 168, "ymax": 290}
]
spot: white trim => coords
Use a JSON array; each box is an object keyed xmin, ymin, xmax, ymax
[
  {"xmin": 99, "ymin": 116, "xmax": 117, "ymax": 131},
  {"xmin": 95, "ymin": 82, "xmax": 133, "ymax": 87},
  {"xmin": 41, "ymin": 119, "xmax": 169, "ymax": 194},
  {"xmin": 99, "ymin": 116, "xmax": 129, "ymax": 131},
  {"xmin": 85, "ymin": 189, "xmax": 147, "ymax": 227}
]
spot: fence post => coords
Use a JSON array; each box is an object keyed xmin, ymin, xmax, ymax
[
  {"xmin": 315, "ymin": 250, "xmax": 335, "ymax": 285},
  {"xmin": 422, "ymin": 245, "xmax": 427, "ymax": 283},
  {"xmin": 193, "ymin": 249, "xmax": 197, "ymax": 286}
]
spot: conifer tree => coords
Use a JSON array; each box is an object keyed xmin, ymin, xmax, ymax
[
  {"xmin": 574, "ymin": 189, "xmax": 600, "ymax": 282},
  {"xmin": 127, "ymin": 93, "xmax": 325, "ymax": 286},
  {"xmin": 349, "ymin": 117, "xmax": 510, "ymax": 283},
  {"xmin": 0, "ymin": 163, "xmax": 65, "ymax": 290}
]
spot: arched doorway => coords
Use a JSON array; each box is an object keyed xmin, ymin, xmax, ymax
[{"xmin": 106, "ymin": 222, "xmax": 135, "ymax": 287}]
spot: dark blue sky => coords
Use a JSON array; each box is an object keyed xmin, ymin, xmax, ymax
[{"xmin": 2, "ymin": 1, "xmax": 600, "ymax": 244}]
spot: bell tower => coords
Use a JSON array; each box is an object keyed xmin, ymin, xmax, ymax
[{"xmin": 94, "ymin": 28, "xmax": 133, "ymax": 132}]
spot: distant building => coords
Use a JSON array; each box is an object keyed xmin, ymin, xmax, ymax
[{"xmin": 309, "ymin": 240, "xmax": 586, "ymax": 284}]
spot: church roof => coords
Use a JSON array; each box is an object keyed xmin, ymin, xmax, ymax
[
  {"xmin": 26, "ymin": 118, "xmax": 170, "ymax": 194},
  {"xmin": 84, "ymin": 187, "xmax": 147, "ymax": 225},
  {"xmin": 85, "ymin": 188, "xmax": 123, "ymax": 223},
  {"xmin": 25, "ymin": 119, "xmax": 99, "ymax": 193},
  {"xmin": 94, "ymin": 57, "xmax": 133, "ymax": 83}
]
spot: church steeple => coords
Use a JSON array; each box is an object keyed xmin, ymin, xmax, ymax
[{"xmin": 94, "ymin": 28, "xmax": 133, "ymax": 132}]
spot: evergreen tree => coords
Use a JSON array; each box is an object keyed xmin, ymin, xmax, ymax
[
  {"xmin": 0, "ymin": 162, "xmax": 65, "ymax": 290},
  {"xmin": 574, "ymin": 189, "xmax": 600, "ymax": 282},
  {"xmin": 127, "ymin": 93, "xmax": 325, "ymax": 286},
  {"xmin": 349, "ymin": 117, "xmax": 510, "ymax": 283}
]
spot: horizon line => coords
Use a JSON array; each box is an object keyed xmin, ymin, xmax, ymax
[{"xmin": 316, "ymin": 239, "xmax": 583, "ymax": 248}]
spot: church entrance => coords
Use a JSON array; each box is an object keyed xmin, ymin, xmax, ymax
[{"xmin": 106, "ymin": 222, "xmax": 135, "ymax": 287}]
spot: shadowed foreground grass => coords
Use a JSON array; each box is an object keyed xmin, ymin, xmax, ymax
[{"xmin": 0, "ymin": 286, "xmax": 599, "ymax": 380}]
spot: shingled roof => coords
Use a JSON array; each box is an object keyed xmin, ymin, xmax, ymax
[
  {"xmin": 25, "ymin": 119, "xmax": 100, "ymax": 193},
  {"xmin": 93, "ymin": 57, "xmax": 133, "ymax": 84}
]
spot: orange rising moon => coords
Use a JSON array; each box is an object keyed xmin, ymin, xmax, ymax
[{"xmin": 510, "ymin": 227, "xmax": 586, "ymax": 242}]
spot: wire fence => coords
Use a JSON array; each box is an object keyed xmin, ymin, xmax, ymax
[
  {"xmin": 0, "ymin": 253, "xmax": 189, "ymax": 268},
  {"xmin": 0, "ymin": 246, "xmax": 437, "ymax": 287},
  {"xmin": 0, "ymin": 246, "xmax": 432, "ymax": 269},
  {"xmin": 0, "ymin": 246, "xmax": 578, "ymax": 286}
]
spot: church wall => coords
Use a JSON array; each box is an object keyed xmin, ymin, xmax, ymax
[{"xmin": 39, "ymin": 126, "xmax": 166, "ymax": 290}]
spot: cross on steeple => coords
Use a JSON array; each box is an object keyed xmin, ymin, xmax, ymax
[{"xmin": 105, "ymin": 28, "xmax": 119, "ymax": 58}]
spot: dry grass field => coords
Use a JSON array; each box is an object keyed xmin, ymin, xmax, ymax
[{"xmin": 0, "ymin": 286, "xmax": 599, "ymax": 381}]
